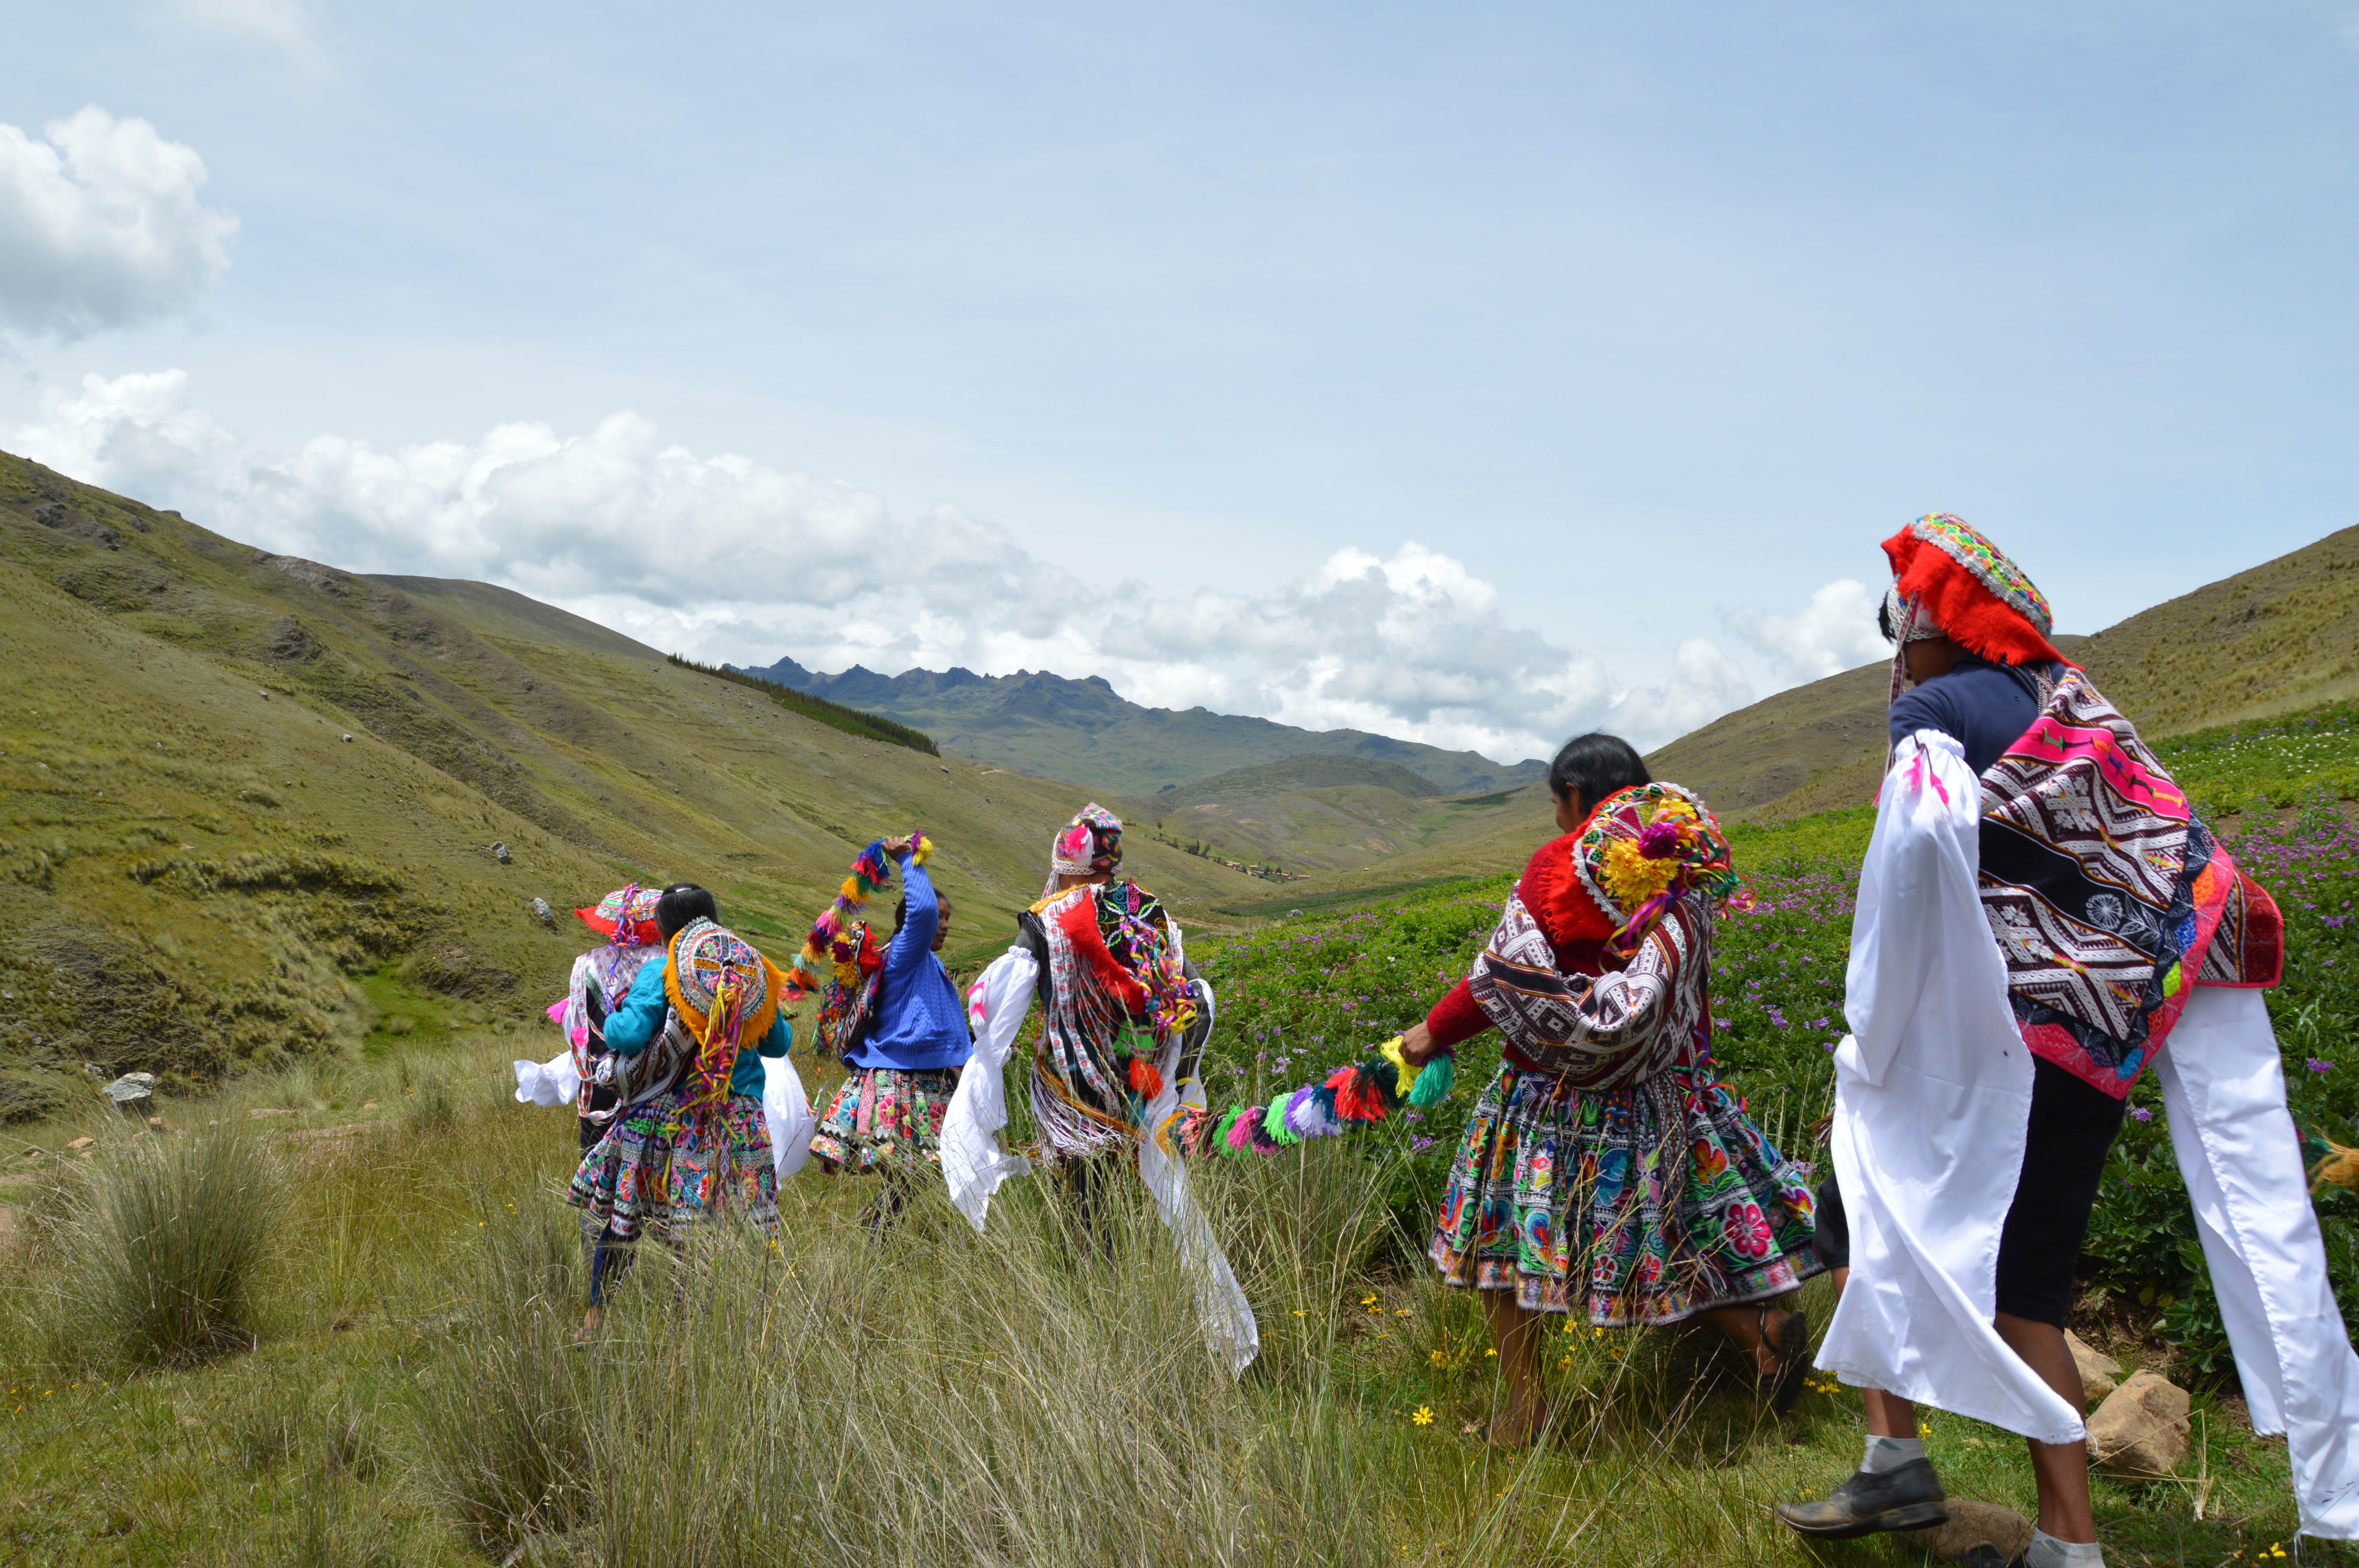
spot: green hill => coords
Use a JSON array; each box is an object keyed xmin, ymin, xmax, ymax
[
  {"xmin": 0, "ymin": 450, "xmax": 1265, "ymax": 1116},
  {"xmin": 731, "ymin": 655, "xmax": 1551, "ymax": 796}
]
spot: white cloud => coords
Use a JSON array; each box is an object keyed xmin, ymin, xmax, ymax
[
  {"xmin": 156, "ymin": 0, "xmax": 327, "ymax": 77},
  {"xmin": 0, "ymin": 109, "xmax": 238, "ymax": 339},
  {"xmin": 9, "ymin": 370, "xmax": 1784, "ymax": 760},
  {"xmin": 1723, "ymin": 577, "xmax": 1888, "ymax": 684}
]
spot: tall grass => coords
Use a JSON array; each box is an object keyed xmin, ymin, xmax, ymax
[
  {"xmin": 0, "ymin": 1033, "xmax": 2326, "ymax": 1564},
  {"xmin": 540, "ymin": 1161, "xmax": 1398, "ymax": 1568},
  {"xmin": 48, "ymin": 1122, "xmax": 278, "ymax": 1368}
]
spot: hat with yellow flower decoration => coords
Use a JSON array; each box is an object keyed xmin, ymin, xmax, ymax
[{"xmin": 1569, "ymin": 782, "xmax": 1750, "ymax": 956}]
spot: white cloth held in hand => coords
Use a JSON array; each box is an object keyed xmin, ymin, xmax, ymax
[
  {"xmin": 2156, "ymin": 986, "xmax": 2359, "ymax": 1538},
  {"xmin": 941, "ymin": 946, "xmax": 1040, "ymax": 1230},
  {"xmin": 760, "ymin": 1051, "xmax": 816, "ymax": 1181},
  {"xmin": 1815, "ymin": 730, "xmax": 2081, "ymax": 1443},
  {"xmin": 511, "ymin": 1049, "xmax": 581, "ymax": 1108}
]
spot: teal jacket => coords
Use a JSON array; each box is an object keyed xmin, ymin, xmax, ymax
[{"xmin": 602, "ymin": 954, "xmax": 790, "ymax": 1096}]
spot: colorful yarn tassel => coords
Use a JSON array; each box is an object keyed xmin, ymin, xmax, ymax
[
  {"xmin": 1127, "ymin": 1056, "xmax": 1165, "ymax": 1100},
  {"xmin": 788, "ymin": 832, "xmax": 931, "ymax": 1000},
  {"xmin": 1408, "ymin": 1051, "xmax": 1455, "ymax": 1107},
  {"xmin": 1178, "ymin": 1036, "xmax": 1461, "ymax": 1160}
]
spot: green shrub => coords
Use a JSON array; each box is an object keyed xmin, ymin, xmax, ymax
[{"xmin": 57, "ymin": 1124, "xmax": 277, "ymax": 1368}]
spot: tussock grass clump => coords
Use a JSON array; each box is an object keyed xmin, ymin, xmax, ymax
[
  {"xmin": 556, "ymin": 1168, "xmax": 1394, "ymax": 1568},
  {"xmin": 418, "ymin": 1196, "xmax": 596, "ymax": 1554},
  {"xmin": 54, "ymin": 1123, "xmax": 278, "ymax": 1368}
]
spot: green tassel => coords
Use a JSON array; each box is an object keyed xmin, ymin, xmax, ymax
[
  {"xmin": 1267, "ymin": 1098, "xmax": 1301, "ymax": 1145},
  {"xmin": 1211, "ymin": 1105, "xmax": 1243, "ymax": 1154},
  {"xmin": 1407, "ymin": 1053, "xmax": 1455, "ymax": 1107}
]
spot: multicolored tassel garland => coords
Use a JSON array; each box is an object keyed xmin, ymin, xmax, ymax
[
  {"xmin": 787, "ymin": 832, "xmax": 931, "ymax": 1001},
  {"xmin": 1176, "ymin": 1035, "xmax": 1457, "ymax": 1160}
]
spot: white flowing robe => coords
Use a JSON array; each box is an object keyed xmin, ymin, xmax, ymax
[
  {"xmin": 1822, "ymin": 730, "xmax": 2359, "ymax": 1536},
  {"xmin": 941, "ymin": 941, "xmax": 1261, "ymax": 1379}
]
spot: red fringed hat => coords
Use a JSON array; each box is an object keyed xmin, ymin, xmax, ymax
[
  {"xmin": 1882, "ymin": 514, "xmax": 2070, "ymax": 670},
  {"xmin": 576, "ymin": 883, "xmax": 663, "ymax": 946}
]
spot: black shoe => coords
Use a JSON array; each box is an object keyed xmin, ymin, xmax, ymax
[{"xmin": 1774, "ymin": 1459, "xmax": 1950, "ymax": 1539}]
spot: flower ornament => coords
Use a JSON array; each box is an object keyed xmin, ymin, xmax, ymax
[{"xmin": 1574, "ymin": 784, "xmax": 1750, "ymax": 956}]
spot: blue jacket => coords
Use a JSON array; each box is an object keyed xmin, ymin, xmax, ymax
[
  {"xmin": 846, "ymin": 852, "xmax": 972, "ymax": 1072},
  {"xmin": 603, "ymin": 952, "xmax": 789, "ymax": 1096}
]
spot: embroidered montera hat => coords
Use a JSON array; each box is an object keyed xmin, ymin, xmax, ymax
[
  {"xmin": 576, "ymin": 883, "xmax": 663, "ymax": 947},
  {"xmin": 1045, "ymin": 803, "xmax": 1122, "ymax": 896},
  {"xmin": 1881, "ymin": 514, "xmax": 2068, "ymax": 670}
]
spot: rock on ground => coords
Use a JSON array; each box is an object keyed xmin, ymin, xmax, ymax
[
  {"xmin": 103, "ymin": 1071, "xmax": 156, "ymax": 1108},
  {"xmin": 1908, "ymin": 1500, "xmax": 2035, "ymax": 1563},
  {"xmin": 2067, "ymin": 1328, "xmax": 2121, "ymax": 1403},
  {"xmin": 2086, "ymin": 1367, "xmax": 2191, "ymax": 1478}
]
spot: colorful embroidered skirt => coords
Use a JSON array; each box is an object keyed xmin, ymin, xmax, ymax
[
  {"xmin": 1429, "ymin": 1060, "xmax": 1820, "ymax": 1323},
  {"xmin": 568, "ymin": 1089, "xmax": 778, "ymax": 1239},
  {"xmin": 809, "ymin": 1067, "xmax": 960, "ymax": 1172}
]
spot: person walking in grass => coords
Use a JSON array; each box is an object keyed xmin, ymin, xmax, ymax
[
  {"xmin": 942, "ymin": 804, "xmax": 1255, "ymax": 1376},
  {"xmin": 568, "ymin": 882, "xmax": 791, "ymax": 1337},
  {"xmin": 1779, "ymin": 515, "xmax": 2359, "ymax": 1564},
  {"xmin": 1396, "ymin": 733, "xmax": 1822, "ymax": 1445},
  {"xmin": 807, "ymin": 834, "xmax": 972, "ymax": 1229}
]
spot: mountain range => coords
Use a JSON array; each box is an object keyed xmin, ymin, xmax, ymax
[{"xmin": 729, "ymin": 656, "xmax": 1549, "ymax": 797}]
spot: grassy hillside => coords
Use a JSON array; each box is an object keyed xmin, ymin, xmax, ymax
[
  {"xmin": 1649, "ymin": 524, "xmax": 2359, "ymax": 825},
  {"xmin": 0, "ymin": 451, "xmax": 1261, "ymax": 1116},
  {"xmin": 731, "ymin": 656, "xmax": 1552, "ymax": 797}
]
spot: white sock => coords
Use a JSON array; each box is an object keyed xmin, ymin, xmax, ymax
[
  {"xmin": 1858, "ymin": 1434, "xmax": 1925, "ymax": 1474},
  {"xmin": 2025, "ymin": 1528, "xmax": 2105, "ymax": 1567}
]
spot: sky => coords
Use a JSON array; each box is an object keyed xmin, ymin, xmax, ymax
[{"xmin": 3, "ymin": 2, "xmax": 2356, "ymax": 762}]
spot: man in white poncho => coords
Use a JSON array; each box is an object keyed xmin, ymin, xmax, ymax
[{"xmin": 1777, "ymin": 516, "xmax": 2359, "ymax": 1568}]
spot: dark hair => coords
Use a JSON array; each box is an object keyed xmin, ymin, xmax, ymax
[
  {"xmin": 1547, "ymin": 733, "xmax": 1649, "ymax": 811},
  {"xmin": 1877, "ymin": 592, "xmax": 1896, "ymax": 644},
  {"xmin": 892, "ymin": 893, "xmax": 950, "ymax": 931},
  {"xmin": 654, "ymin": 882, "xmax": 718, "ymax": 941}
]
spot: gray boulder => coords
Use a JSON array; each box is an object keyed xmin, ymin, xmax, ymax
[
  {"xmin": 492, "ymin": 841, "xmax": 511, "ymax": 864},
  {"xmin": 531, "ymin": 897, "xmax": 553, "ymax": 924},
  {"xmin": 104, "ymin": 1072, "xmax": 157, "ymax": 1109}
]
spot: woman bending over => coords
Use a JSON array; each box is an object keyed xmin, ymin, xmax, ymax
[{"xmin": 1401, "ymin": 733, "xmax": 1821, "ymax": 1443}]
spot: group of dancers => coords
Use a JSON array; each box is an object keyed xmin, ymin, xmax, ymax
[{"xmin": 515, "ymin": 515, "xmax": 2359, "ymax": 1567}]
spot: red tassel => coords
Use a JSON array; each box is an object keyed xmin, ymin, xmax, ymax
[
  {"xmin": 1127, "ymin": 1057, "xmax": 1164, "ymax": 1100},
  {"xmin": 1332, "ymin": 1063, "xmax": 1390, "ymax": 1125}
]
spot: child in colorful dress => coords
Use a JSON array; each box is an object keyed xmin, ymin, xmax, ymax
[
  {"xmin": 809, "ymin": 835, "xmax": 972, "ymax": 1228},
  {"xmin": 1399, "ymin": 734, "xmax": 1821, "ymax": 1444},
  {"xmin": 567, "ymin": 882, "xmax": 791, "ymax": 1336}
]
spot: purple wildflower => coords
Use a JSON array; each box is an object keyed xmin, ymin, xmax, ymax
[
  {"xmin": 2308, "ymin": 1058, "xmax": 2334, "ymax": 1074},
  {"xmin": 2128, "ymin": 1106, "xmax": 2153, "ymax": 1122}
]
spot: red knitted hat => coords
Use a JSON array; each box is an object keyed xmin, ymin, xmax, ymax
[{"xmin": 1882, "ymin": 514, "xmax": 2070, "ymax": 669}]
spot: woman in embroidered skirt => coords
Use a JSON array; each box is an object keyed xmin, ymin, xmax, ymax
[
  {"xmin": 567, "ymin": 883, "xmax": 790, "ymax": 1336},
  {"xmin": 809, "ymin": 835, "xmax": 972, "ymax": 1228},
  {"xmin": 1400, "ymin": 734, "xmax": 1821, "ymax": 1443}
]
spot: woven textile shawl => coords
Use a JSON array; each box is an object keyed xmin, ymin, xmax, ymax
[
  {"xmin": 1468, "ymin": 892, "xmax": 1713, "ymax": 1090},
  {"xmin": 1029, "ymin": 881, "xmax": 1189, "ymax": 1145},
  {"xmin": 1975, "ymin": 668, "xmax": 2277, "ymax": 1097}
]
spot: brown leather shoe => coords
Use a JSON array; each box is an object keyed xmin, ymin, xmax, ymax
[{"xmin": 1774, "ymin": 1459, "xmax": 1950, "ymax": 1539}]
